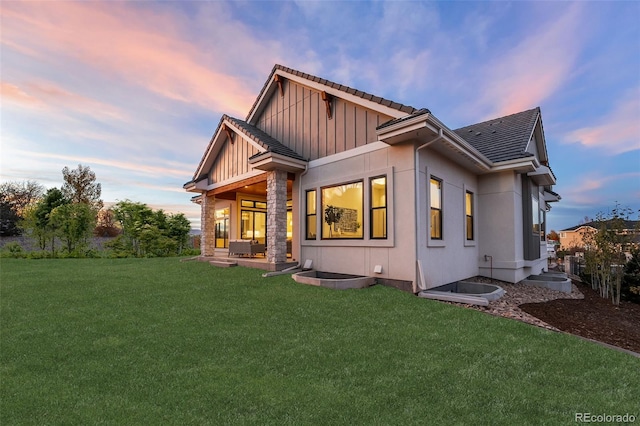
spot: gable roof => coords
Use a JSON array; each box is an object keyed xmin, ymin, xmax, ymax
[
  {"xmin": 188, "ymin": 113, "xmax": 305, "ymax": 185},
  {"xmin": 246, "ymin": 64, "xmax": 419, "ymax": 123},
  {"xmin": 224, "ymin": 115, "xmax": 305, "ymax": 161},
  {"xmin": 453, "ymin": 107, "xmax": 540, "ymax": 163}
]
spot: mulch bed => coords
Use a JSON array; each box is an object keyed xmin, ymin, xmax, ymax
[{"xmin": 520, "ymin": 284, "xmax": 640, "ymax": 354}]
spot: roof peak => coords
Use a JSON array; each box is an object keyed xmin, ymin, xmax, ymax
[
  {"xmin": 246, "ymin": 64, "xmax": 420, "ymax": 121},
  {"xmin": 455, "ymin": 107, "xmax": 540, "ymax": 132}
]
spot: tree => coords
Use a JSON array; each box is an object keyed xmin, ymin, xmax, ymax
[
  {"xmin": 167, "ymin": 213, "xmax": 191, "ymax": 254},
  {"xmin": 582, "ymin": 204, "xmax": 634, "ymax": 305},
  {"xmin": 547, "ymin": 230, "xmax": 559, "ymax": 241},
  {"xmin": 108, "ymin": 200, "xmax": 192, "ymax": 257},
  {"xmin": 94, "ymin": 208, "xmax": 121, "ymax": 237},
  {"xmin": 22, "ymin": 188, "xmax": 69, "ymax": 251},
  {"xmin": 0, "ymin": 180, "xmax": 45, "ymax": 236},
  {"xmin": 61, "ymin": 164, "xmax": 103, "ymax": 211},
  {"xmin": 49, "ymin": 203, "xmax": 96, "ymax": 253}
]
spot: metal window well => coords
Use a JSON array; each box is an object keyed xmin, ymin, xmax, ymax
[
  {"xmin": 521, "ymin": 273, "xmax": 571, "ymax": 293},
  {"xmin": 418, "ymin": 281, "xmax": 505, "ymax": 306},
  {"xmin": 292, "ymin": 271, "xmax": 376, "ymax": 290}
]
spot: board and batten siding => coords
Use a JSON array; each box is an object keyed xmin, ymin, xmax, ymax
[
  {"xmin": 208, "ymin": 135, "xmax": 261, "ymax": 184},
  {"xmin": 255, "ymin": 79, "xmax": 393, "ymax": 161}
]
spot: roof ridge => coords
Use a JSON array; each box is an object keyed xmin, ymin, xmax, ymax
[
  {"xmin": 454, "ymin": 107, "xmax": 540, "ymax": 131},
  {"xmin": 246, "ymin": 64, "xmax": 419, "ymax": 121}
]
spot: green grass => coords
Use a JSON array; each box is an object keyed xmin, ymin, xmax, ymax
[{"xmin": 1, "ymin": 258, "xmax": 638, "ymax": 425}]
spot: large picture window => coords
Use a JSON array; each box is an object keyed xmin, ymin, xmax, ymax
[
  {"xmin": 321, "ymin": 181, "xmax": 363, "ymax": 239},
  {"xmin": 306, "ymin": 190, "xmax": 317, "ymax": 240},
  {"xmin": 370, "ymin": 176, "xmax": 387, "ymax": 239},
  {"xmin": 430, "ymin": 177, "xmax": 442, "ymax": 239},
  {"xmin": 465, "ymin": 191, "xmax": 474, "ymax": 240}
]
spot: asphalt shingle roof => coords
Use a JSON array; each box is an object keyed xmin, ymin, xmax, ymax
[
  {"xmin": 225, "ymin": 115, "xmax": 305, "ymax": 161},
  {"xmin": 246, "ymin": 64, "xmax": 419, "ymax": 121},
  {"xmin": 453, "ymin": 107, "xmax": 540, "ymax": 163}
]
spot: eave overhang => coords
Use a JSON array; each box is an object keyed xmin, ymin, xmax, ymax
[
  {"xmin": 527, "ymin": 165, "xmax": 556, "ymax": 186},
  {"xmin": 248, "ymin": 151, "xmax": 308, "ymax": 172},
  {"xmin": 377, "ymin": 111, "xmax": 494, "ymax": 172},
  {"xmin": 183, "ymin": 178, "xmax": 210, "ymax": 193},
  {"xmin": 543, "ymin": 189, "xmax": 561, "ymax": 203}
]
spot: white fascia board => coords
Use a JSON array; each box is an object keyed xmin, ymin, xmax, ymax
[
  {"xmin": 249, "ymin": 152, "xmax": 307, "ymax": 172},
  {"xmin": 376, "ymin": 115, "xmax": 432, "ymax": 139},
  {"xmin": 489, "ymin": 160, "xmax": 537, "ymax": 173},
  {"xmin": 193, "ymin": 132, "xmax": 221, "ymax": 180},
  {"xmin": 274, "ymin": 70, "xmax": 408, "ymax": 119},
  {"xmin": 184, "ymin": 178, "xmax": 210, "ymax": 193},
  {"xmin": 246, "ymin": 78, "xmax": 279, "ymax": 124},
  {"xmin": 308, "ymin": 141, "xmax": 390, "ymax": 169},
  {"xmin": 528, "ymin": 164, "xmax": 556, "ymax": 185},
  {"xmin": 543, "ymin": 190, "xmax": 561, "ymax": 202}
]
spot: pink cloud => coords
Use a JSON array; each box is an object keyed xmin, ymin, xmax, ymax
[
  {"xmin": 477, "ymin": 4, "xmax": 584, "ymax": 118},
  {"xmin": 563, "ymin": 92, "xmax": 640, "ymax": 155},
  {"xmin": 1, "ymin": 80, "xmax": 124, "ymax": 120},
  {"xmin": 17, "ymin": 150, "xmax": 192, "ymax": 180},
  {"xmin": 1, "ymin": 82, "xmax": 43, "ymax": 108},
  {"xmin": 1, "ymin": 2, "xmax": 258, "ymax": 116}
]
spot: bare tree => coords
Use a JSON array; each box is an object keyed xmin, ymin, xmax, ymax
[
  {"xmin": 61, "ymin": 164, "xmax": 103, "ymax": 211},
  {"xmin": 0, "ymin": 180, "xmax": 45, "ymax": 236}
]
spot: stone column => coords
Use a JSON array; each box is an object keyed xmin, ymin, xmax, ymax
[
  {"xmin": 200, "ymin": 195, "xmax": 216, "ymax": 257},
  {"xmin": 267, "ymin": 169, "xmax": 288, "ymax": 263}
]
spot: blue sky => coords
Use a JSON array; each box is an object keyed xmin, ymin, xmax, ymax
[{"xmin": 1, "ymin": 1, "xmax": 638, "ymax": 231}]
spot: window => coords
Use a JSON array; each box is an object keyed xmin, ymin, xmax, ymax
[
  {"xmin": 215, "ymin": 208, "xmax": 229, "ymax": 248},
  {"xmin": 305, "ymin": 190, "xmax": 316, "ymax": 240},
  {"xmin": 321, "ymin": 181, "xmax": 363, "ymax": 239},
  {"xmin": 240, "ymin": 199, "xmax": 266, "ymax": 243},
  {"xmin": 370, "ymin": 176, "xmax": 387, "ymax": 239},
  {"xmin": 465, "ymin": 191, "xmax": 474, "ymax": 240},
  {"xmin": 430, "ymin": 177, "xmax": 442, "ymax": 239},
  {"xmin": 532, "ymin": 195, "xmax": 540, "ymax": 235}
]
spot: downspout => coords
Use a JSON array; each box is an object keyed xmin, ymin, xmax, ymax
[
  {"xmin": 296, "ymin": 163, "xmax": 310, "ymax": 264},
  {"xmin": 414, "ymin": 128, "xmax": 444, "ymax": 292}
]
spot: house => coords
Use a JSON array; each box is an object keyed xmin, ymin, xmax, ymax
[
  {"xmin": 184, "ymin": 65, "xmax": 560, "ymax": 291},
  {"xmin": 559, "ymin": 220, "xmax": 640, "ymax": 251}
]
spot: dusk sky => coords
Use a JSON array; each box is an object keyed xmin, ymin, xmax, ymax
[{"xmin": 1, "ymin": 1, "xmax": 638, "ymax": 232}]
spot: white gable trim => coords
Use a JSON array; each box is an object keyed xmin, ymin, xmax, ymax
[
  {"xmin": 193, "ymin": 117, "xmax": 267, "ymax": 180},
  {"xmin": 247, "ymin": 68, "xmax": 408, "ymax": 124}
]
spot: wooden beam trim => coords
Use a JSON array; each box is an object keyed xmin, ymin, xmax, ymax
[
  {"xmin": 206, "ymin": 174, "xmax": 267, "ymax": 197},
  {"xmin": 321, "ymin": 91, "xmax": 332, "ymax": 119},
  {"xmin": 274, "ymin": 74, "xmax": 284, "ymax": 97},
  {"xmin": 222, "ymin": 124, "xmax": 235, "ymax": 144}
]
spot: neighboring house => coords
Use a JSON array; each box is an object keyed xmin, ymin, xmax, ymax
[
  {"xmin": 185, "ymin": 65, "xmax": 560, "ymax": 290},
  {"xmin": 559, "ymin": 220, "xmax": 640, "ymax": 251}
]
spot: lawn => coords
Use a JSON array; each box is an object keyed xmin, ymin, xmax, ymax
[{"xmin": 1, "ymin": 258, "xmax": 638, "ymax": 425}]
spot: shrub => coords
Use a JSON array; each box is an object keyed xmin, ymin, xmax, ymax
[{"xmin": 0, "ymin": 242, "xmax": 26, "ymax": 258}]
